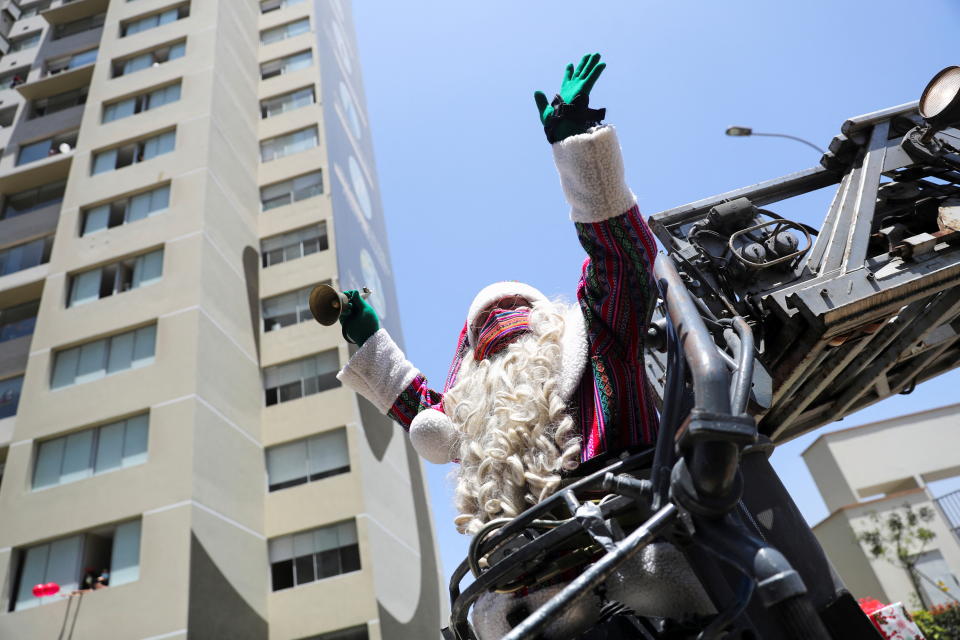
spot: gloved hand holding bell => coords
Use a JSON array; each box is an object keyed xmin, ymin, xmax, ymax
[{"xmin": 308, "ymin": 284, "xmax": 380, "ymax": 346}]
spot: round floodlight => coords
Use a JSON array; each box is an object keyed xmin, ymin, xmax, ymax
[
  {"xmin": 58, "ymin": 143, "xmax": 71, "ymax": 154},
  {"xmin": 919, "ymin": 66, "xmax": 960, "ymax": 129},
  {"xmin": 725, "ymin": 126, "xmax": 753, "ymax": 137}
]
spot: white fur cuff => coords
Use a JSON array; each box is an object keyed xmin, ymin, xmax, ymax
[
  {"xmin": 552, "ymin": 125, "xmax": 637, "ymax": 224},
  {"xmin": 337, "ymin": 328, "xmax": 419, "ymax": 413},
  {"xmin": 409, "ymin": 408, "xmax": 459, "ymax": 464}
]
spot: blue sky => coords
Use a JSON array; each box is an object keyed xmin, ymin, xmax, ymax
[{"xmin": 350, "ymin": 1, "xmax": 960, "ymax": 588}]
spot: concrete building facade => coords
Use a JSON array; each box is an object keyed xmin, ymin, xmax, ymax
[
  {"xmin": 803, "ymin": 403, "xmax": 960, "ymax": 609},
  {"xmin": 0, "ymin": 1, "xmax": 444, "ymax": 638}
]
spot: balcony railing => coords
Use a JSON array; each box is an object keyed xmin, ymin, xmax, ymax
[{"xmin": 937, "ymin": 489, "xmax": 960, "ymax": 541}]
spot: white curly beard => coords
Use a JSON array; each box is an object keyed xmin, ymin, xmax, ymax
[{"xmin": 443, "ymin": 299, "xmax": 582, "ymax": 535}]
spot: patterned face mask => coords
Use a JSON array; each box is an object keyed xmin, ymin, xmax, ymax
[{"xmin": 473, "ymin": 307, "xmax": 532, "ymax": 361}]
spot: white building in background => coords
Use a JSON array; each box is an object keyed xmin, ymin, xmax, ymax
[
  {"xmin": 0, "ymin": 1, "xmax": 445, "ymax": 638},
  {"xmin": 803, "ymin": 403, "xmax": 960, "ymax": 608}
]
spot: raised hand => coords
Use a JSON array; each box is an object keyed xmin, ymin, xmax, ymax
[
  {"xmin": 339, "ymin": 289, "xmax": 380, "ymax": 346},
  {"xmin": 534, "ymin": 53, "xmax": 607, "ymax": 142}
]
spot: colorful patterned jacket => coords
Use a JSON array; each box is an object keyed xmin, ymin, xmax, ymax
[{"xmin": 337, "ymin": 125, "xmax": 659, "ymax": 468}]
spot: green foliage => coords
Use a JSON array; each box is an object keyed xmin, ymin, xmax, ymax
[
  {"xmin": 856, "ymin": 503, "xmax": 937, "ymax": 608},
  {"xmin": 913, "ymin": 604, "xmax": 960, "ymax": 640}
]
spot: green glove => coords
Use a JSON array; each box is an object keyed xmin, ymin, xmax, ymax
[
  {"xmin": 339, "ymin": 290, "xmax": 380, "ymax": 346},
  {"xmin": 534, "ymin": 53, "xmax": 606, "ymax": 143}
]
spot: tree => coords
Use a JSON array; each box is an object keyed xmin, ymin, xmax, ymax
[{"xmin": 857, "ymin": 502, "xmax": 937, "ymax": 608}]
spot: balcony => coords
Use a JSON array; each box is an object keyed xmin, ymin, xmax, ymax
[
  {"xmin": 15, "ymin": 51, "xmax": 95, "ymax": 101},
  {"xmin": 39, "ymin": 0, "xmax": 108, "ymax": 26}
]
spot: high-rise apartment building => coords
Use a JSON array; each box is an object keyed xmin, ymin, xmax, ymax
[{"xmin": 0, "ymin": 1, "xmax": 444, "ymax": 638}]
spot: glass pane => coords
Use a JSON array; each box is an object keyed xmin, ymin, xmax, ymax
[
  {"xmin": 309, "ymin": 429, "xmax": 348, "ymax": 476},
  {"xmin": 286, "ymin": 18, "xmax": 309, "ymax": 37},
  {"xmin": 103, "ymin": 98, "xmax": 135, "ymax": 123},
  {"xmin": 70, "ymin": 48, "xmax": 97, "ymax": 68},
  {"xmin": 133, "ymin": 250, "xmax": 163, "ymax": 288},
  {"xmin": 47, "ymin": 534, "xmax": 82, "ymax": 596},
  {"xmin": 18, "ymin": 140, "xmax": 50, "ymax": 165},
  {"xmin": 69, "ymin": 270, "xmax": 102, "ymax": 307},
  {"xmin": 52, "ymin": 347, "xmax": 80, "ymax": 389},
  {"xmin": 75, "ymin": 340, "xmax": 107, "ymax": 384},
  {"xmin": 122, "ymin": 414, "xmax": 148, "ymax": 466},
  {"xmin": 92, "ymin": 149, "xmax": 117, "ymax": 174},
  {"xmin": 82, "ymin": 205, "xmax": 110, "ymax": 235},
  {"xmin": 0, "ymin": 375, "xmax": 23, "ymax": 418},
  {"xmin": 286, "ymin": 51, "xmax": 312, "ymax": 72},
  {"xmin": 132, "ymin": 325, "xmax": 156, "ymax": 368},
  {"xmin": 168, "ymin": 42, "xmax": 186, "ymax": 61},
  {"xmin": 110, "ymin": 520, "xmax": 141, "ymax": 586},
  {"xmin": 293, "ymin": 531, "xmax": 314, "ymax": 557},
  {"xmin": 270, "ymin": 559, "xmax": 294, "ymax": 591},
  {"xmin": 123, "ymin": 54, "xmax": 152, "ymax": 75},
  {"xmin": 106, "ymin": 331, "xmax": 134, "ymax": 374},
  {"xmin": 34, "ymin": 437, "xmax": 66, "ymax": 488},
  {"xmin": 266, "ymin": 440, "xmax": 308, "ymax": 489},
  {"xmin": 317, "ymin": 549, "xmax": 339, "ymax": 579},
  {"xmin": 14, "ymin": 545, "xmax": 49, "ymax": 610},
  {"xmin": 268, "ymin": 535, "xmax": 293, "ymax": 563},
  {"xmin": 60, "ymin": 430, "xmax": 94, "ymax": 483},
  {"xmin": 127, "ymin": 192, "xmax": 151, "ymax": 222},
  {"xmin": 294, "ymin": 554, "xmax": 315, "ymax": 585},
  {"xmin": 340, "ymin": 544, "xmax": 361, "ymax": 574},
  {"xmin": 314, "ymin": 526, "xmax": 338, "ymax": 553},
  {"xmin": 338, "ymin": 521, "xmax": 358, "ymax": 546},
  {"xmin": 94, "ymin": 422, "xmax": 124, "ymax": 473},
  {"xmin": 150, "ymin": 185, "xmax": 170, "ymax": 212}
]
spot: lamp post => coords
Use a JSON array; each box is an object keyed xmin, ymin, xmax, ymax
[{"xmin": 725, "ymin": 126, "xmax": 825, "ymax": 154}]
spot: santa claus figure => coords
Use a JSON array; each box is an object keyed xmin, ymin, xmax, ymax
[{"xmin": 336, "ymin": 53, "xmax": 660, "ymax": 535}]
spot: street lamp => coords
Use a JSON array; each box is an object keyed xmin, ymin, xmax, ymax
[{"xmin": 725, "ymin": 126, "xmax": 825, "ymax": 154}]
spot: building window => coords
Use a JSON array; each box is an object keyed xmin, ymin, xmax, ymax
[
  {"xmin": 262, "ymin": 283, "xmax": 325, "ymax": 332},
  {"xmin": 260, "ymin": 126, "xmax": 317, "ymax": 163},
  {"xmin": 260, "ymin": 171, "xmax": 322, "ymax": 211},
  {"xmin": 51, "ymin": 325, "xmax": 156, "ymax": 389},
  {"xmin": 260, "ymin": 0, "xmax": 306, "ymax": 14},
  {"xmin": 8, "ymin": 31, "xmax": 41, "ymax": 53},
  {"xmin": 0, "ymin": 236, "xmax": 54, "ymax": 276},
  {"xmin": 33, "ymin": 415, "xmax": 148, "ymax": 490},
  {"xmin": 266, "ymin": 428, "xmax": 349, "ymax": 492},
  {"xmin": 299, "ymin": 627, "xmax": 369, "ymax": 640},
  {"xmin": 0, "ymin": 67, "xmax": 29, "ymax": 89},
  {"xmin": 0, "ymin": 300, "xmax": 40, "ymax": 344},
  {"xmin": 260, "ymin": 17, "xmax": 309, "ymax": 45},
  {"xmin": 29, "ymin": 87, "xmax": 88, "ymax": 119},
  {"xmin": 263, "ymin": 350, "xmax": 339, "ymax": 406},
  {"xmin": 81, "ymin": 185, "xmax": 170, "ymax": 236},
  {"xmin": 91, "ymin": 130, "xmax": 176, "ymax": 175},
  {"xmin": 67, "ymin": 249, "xmax": 163, "ymax": 308},
  {"xmin": 16, "ymin": 130, "xmax": 78, "ymax": 166},
  {"xmin": 1, "ymin": 180, "xmax": 65, "ymax": 220},
  {"xmin": 120, "ymin": 4, "xmax": 189, "ymax": 37},
  {"xmin": 260, "ymin": 223, "xmax": 327, "ymax": 268},
  {"xmin": 111, "ymin": 40, "xmax": 185, "ymax": 78},
  {"xmin": 52, "ymin": 12, "xmax": 105, "ymax": 40},
  {"xmin": 0, "ymin": 375, "xmax": 24, "ymax": 420},
  {"xmin": 46, "ymin": 48, "xmax": 98, "ymax": 76},
  {"xmin": 103, "ymin": 81, "xmax": 181, "ymax": 123},
  {"xmin": 0, "ymin": 106, "xmax": 16, "ymax": 128},
  {"xmin": 12, "ymin": 520, "xmax": 141, "ymax": 611},
  {"xmin": 260, "ymin": 86, "xmax": 315, "ymax": 119},
  {"xmin": 260, "ymin": 50, "xmax": 312, "ymax": 80},
  {"xmin": 269, "ymin": 520, "xmax": 359, "ymax": 591}
]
